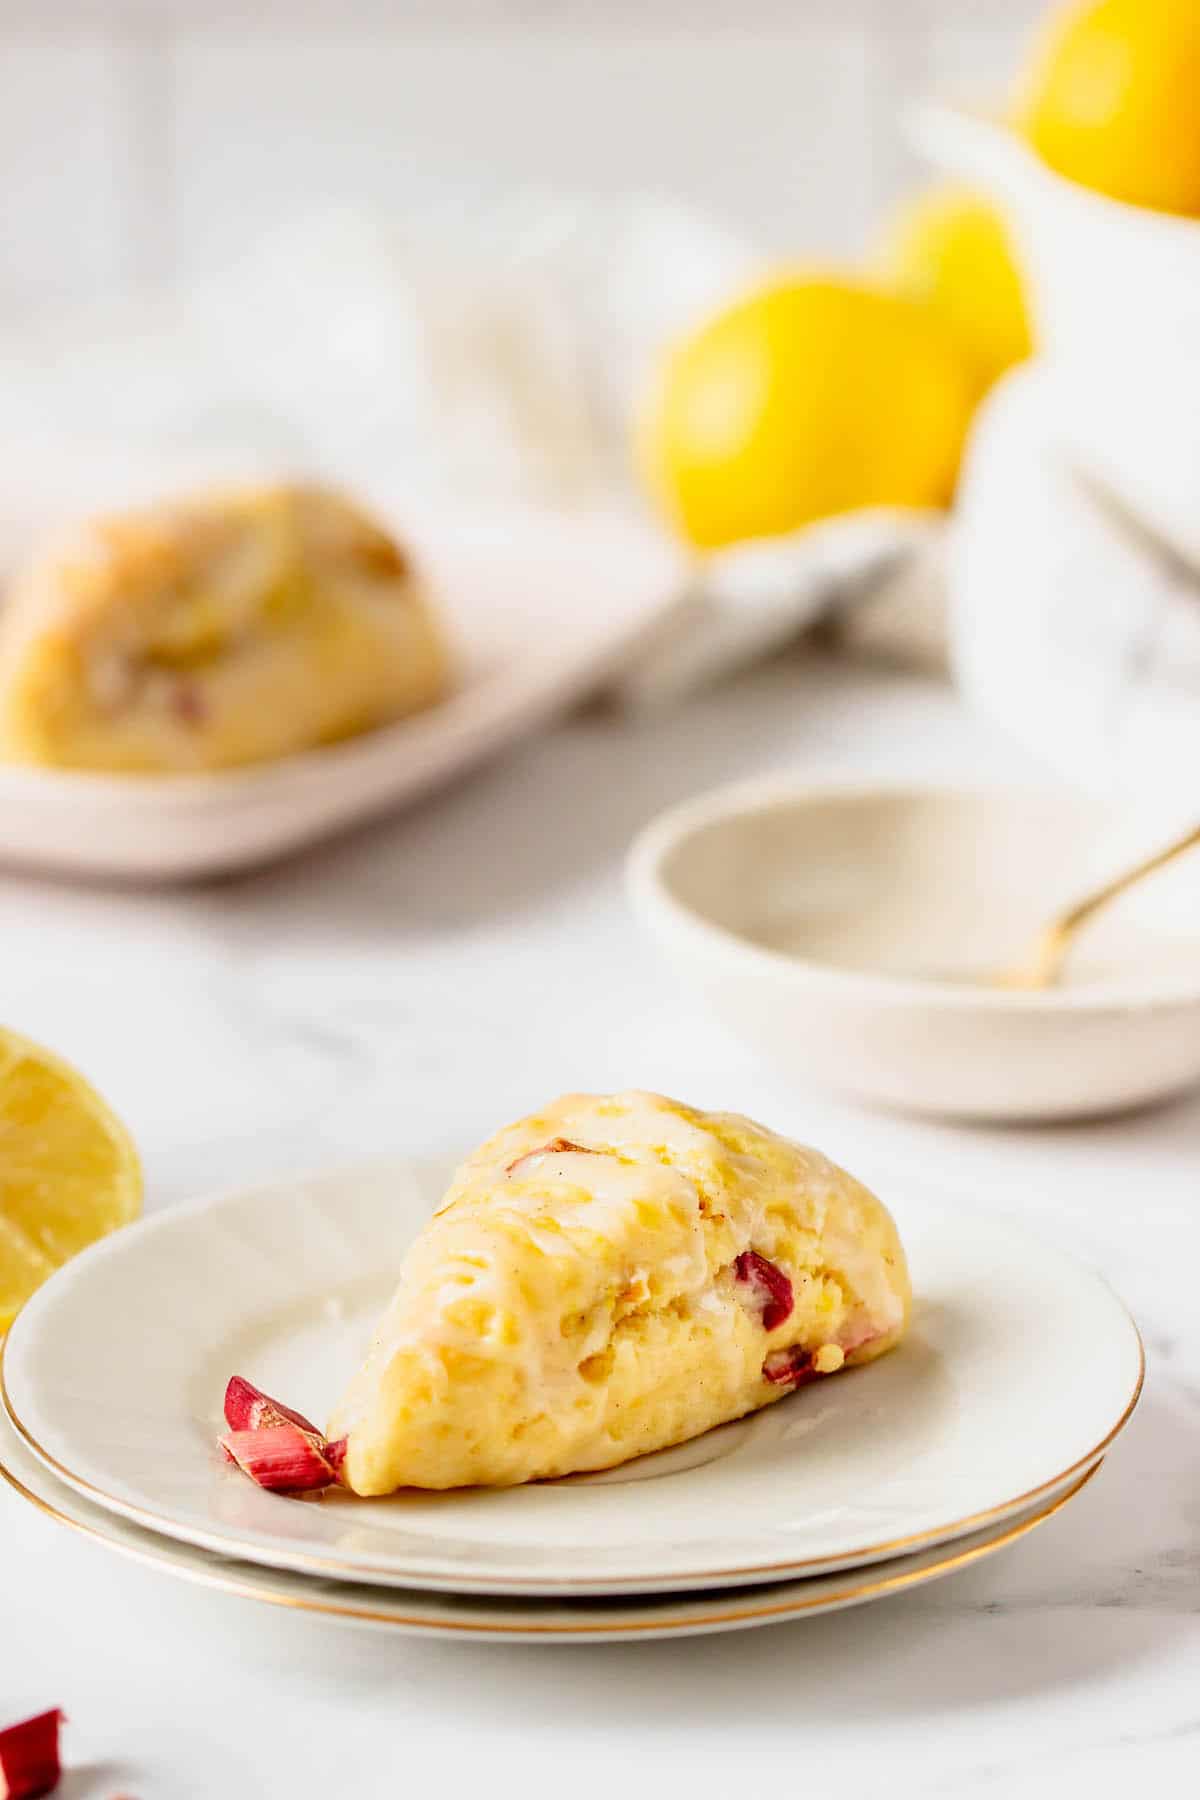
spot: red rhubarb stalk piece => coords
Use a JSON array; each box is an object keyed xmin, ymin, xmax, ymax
[
  {"xmin": 0, "ymin": 1708, "xmax": 64, "ymax": 1799},
  {"xmin": 169, "ymin": 680, "xmax": 208, "ymax": 726},
  {"xmin": 734, "ymin": 1251, "xmax": 794, "ymax": 1331},
  {"xmin": 506, "ymin": 1138, "xmax": 596, "ymax": 1175},
  {"xmin": 223, "ymin": 1376, "xmax": 321, "ymax": 1438},
  {"xmin": 763, "ymin": 1345, "xmax": 817, "ymax": 1387},
  {"xmin": 219, "ymin": 1424, "xmax": 338, "ymax": 1494}
]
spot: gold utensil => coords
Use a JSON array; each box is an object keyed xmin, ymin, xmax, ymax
[{"xmin": 995, "ymin": 819, "xmax": 1200, "ymax": 990}]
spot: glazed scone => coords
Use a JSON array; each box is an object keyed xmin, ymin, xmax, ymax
[
  {"xmin": 0, "ymin": 483, "xmax": 447, "ymax": 772},
  {"xmin": 331, "ymin": 1091, "xmax": 910, "ymax": 1494}
]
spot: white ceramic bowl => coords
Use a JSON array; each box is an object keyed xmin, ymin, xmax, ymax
[
  {"xmin": 915, "ymin": 104, "xmax": 1200, "ymax": 571},
  {"xmin": 628, "ymin": 781, "xmax": 1200, "ymax": 1122}
]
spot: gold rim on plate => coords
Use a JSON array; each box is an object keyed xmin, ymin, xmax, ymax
[
  {"xmin": 0, "ymin": 1434, "xmax": 1100, "ymax": 1637},
  {"xmin": 0, "ymin": 1323, "xmax": 1143, "ymax": 1593}
]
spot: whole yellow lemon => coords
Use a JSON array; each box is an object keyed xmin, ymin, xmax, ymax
[
  {"xmin": 636, "ymin": 276, "xmax": 975, "ymax": 550},
  {"xmin": 878, "ymin": 187, "xmax": 1033, "ymax": 396},
  {"xmin": 1021, "ymin": 0, "xmax": 1200, "ymax": 214}
]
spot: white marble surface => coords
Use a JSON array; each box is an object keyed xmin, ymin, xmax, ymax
[{"xmin": 0, "ymin": 655, "xmax": 1196, "ymax": 1797}]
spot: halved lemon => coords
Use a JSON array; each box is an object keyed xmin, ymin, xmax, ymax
[{"xmin": 0, "ymin": 1030, "xmax": 141, "ymax": 1332}]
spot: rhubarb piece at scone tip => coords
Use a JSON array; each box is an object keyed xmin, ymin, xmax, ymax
[
  {"xmin": 219, "ymin": 1423, "xmax": 338, "ymax": 1495},
  {"xmin": 223, "ymin": 1374, "xmax": 321, "ymax": 1438},
  {"xmin": 0, "ymin": 1706, "xmax": 64, "ymax": 1800}
]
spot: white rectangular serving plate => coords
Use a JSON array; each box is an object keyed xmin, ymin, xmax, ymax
[{"xmin": 0, "ymin": 505, "xmax": 682, "ymax": 881}]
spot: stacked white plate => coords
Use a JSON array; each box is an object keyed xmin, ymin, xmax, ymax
[{"xmin": 0, "ymin": 1156, "xmax": 1143, "ymax": 1642}]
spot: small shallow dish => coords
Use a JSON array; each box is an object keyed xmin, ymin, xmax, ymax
[
  {"xmin": 0, "ymin": 505, "xmax": 679, "ymax": 881},
  {"xmin": 0, "ymin": 1403, "xmax": 1100, "ymax": 1643},
  {"xmin": 628, "ymin": 781, "xmax": 1200, "ymax": 1121},
  {"xmin": 1, "ymin": 1153, "xmax": 1141, "ymax": 1594}
]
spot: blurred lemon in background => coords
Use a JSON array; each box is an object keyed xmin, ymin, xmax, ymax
[
  {"xmin": 636, "ymin": 276, "xmax": 975, "ymax": 550},
  {"xmin": 1020, "ymin": 0, "xmax": 1200, "ymax": 214},
  {"xmin": 0, "ymin": 1030, "xmax": 141, "ymax": 1331},
  {"xmin": 878, "ymin": 187, "xmax": 1033, "ymax": 396}
]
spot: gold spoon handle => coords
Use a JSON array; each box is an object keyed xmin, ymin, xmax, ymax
[
  {"xmin": 1059, "ymin": 820, "xmax": 1200, "ymax": 933},
  {"xmin": 1021, "ymin": 819, "xmax": 1200, "ymax": 988}
]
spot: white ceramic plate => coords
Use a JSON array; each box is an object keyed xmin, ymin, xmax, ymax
[
  {"xmin": 0, "ymin": 505, "xmax": 680, "ymax": 881},
  {"xmin": 1, "ymin": 1154, "xmax": 1143, "ymax": 1594},
  {"xmin": 0, "ymin": 1404, "xmax": 1101, "ymax": 1642}
]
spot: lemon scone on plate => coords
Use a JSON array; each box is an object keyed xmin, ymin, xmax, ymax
[
  {"xmin": 0, "ymin": 482, "xmax": 447, "ymax": 773},
  {"xmin": 331, "ymin": 1091, "xmax": 910, "ymax": 1494}
]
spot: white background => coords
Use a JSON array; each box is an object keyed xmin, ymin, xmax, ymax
[{"xmin": 0, "ymin": 0, "xmax": 1047, "ymax": 311}]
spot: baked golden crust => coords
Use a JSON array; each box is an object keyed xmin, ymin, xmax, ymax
[
  {"xmin": 0, "ymin": 483, "xmax": 448, "ymax": 772},
  {"xmin": 331, "ymin": 1090, "xmax": 911, "ymax": 1493}
]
